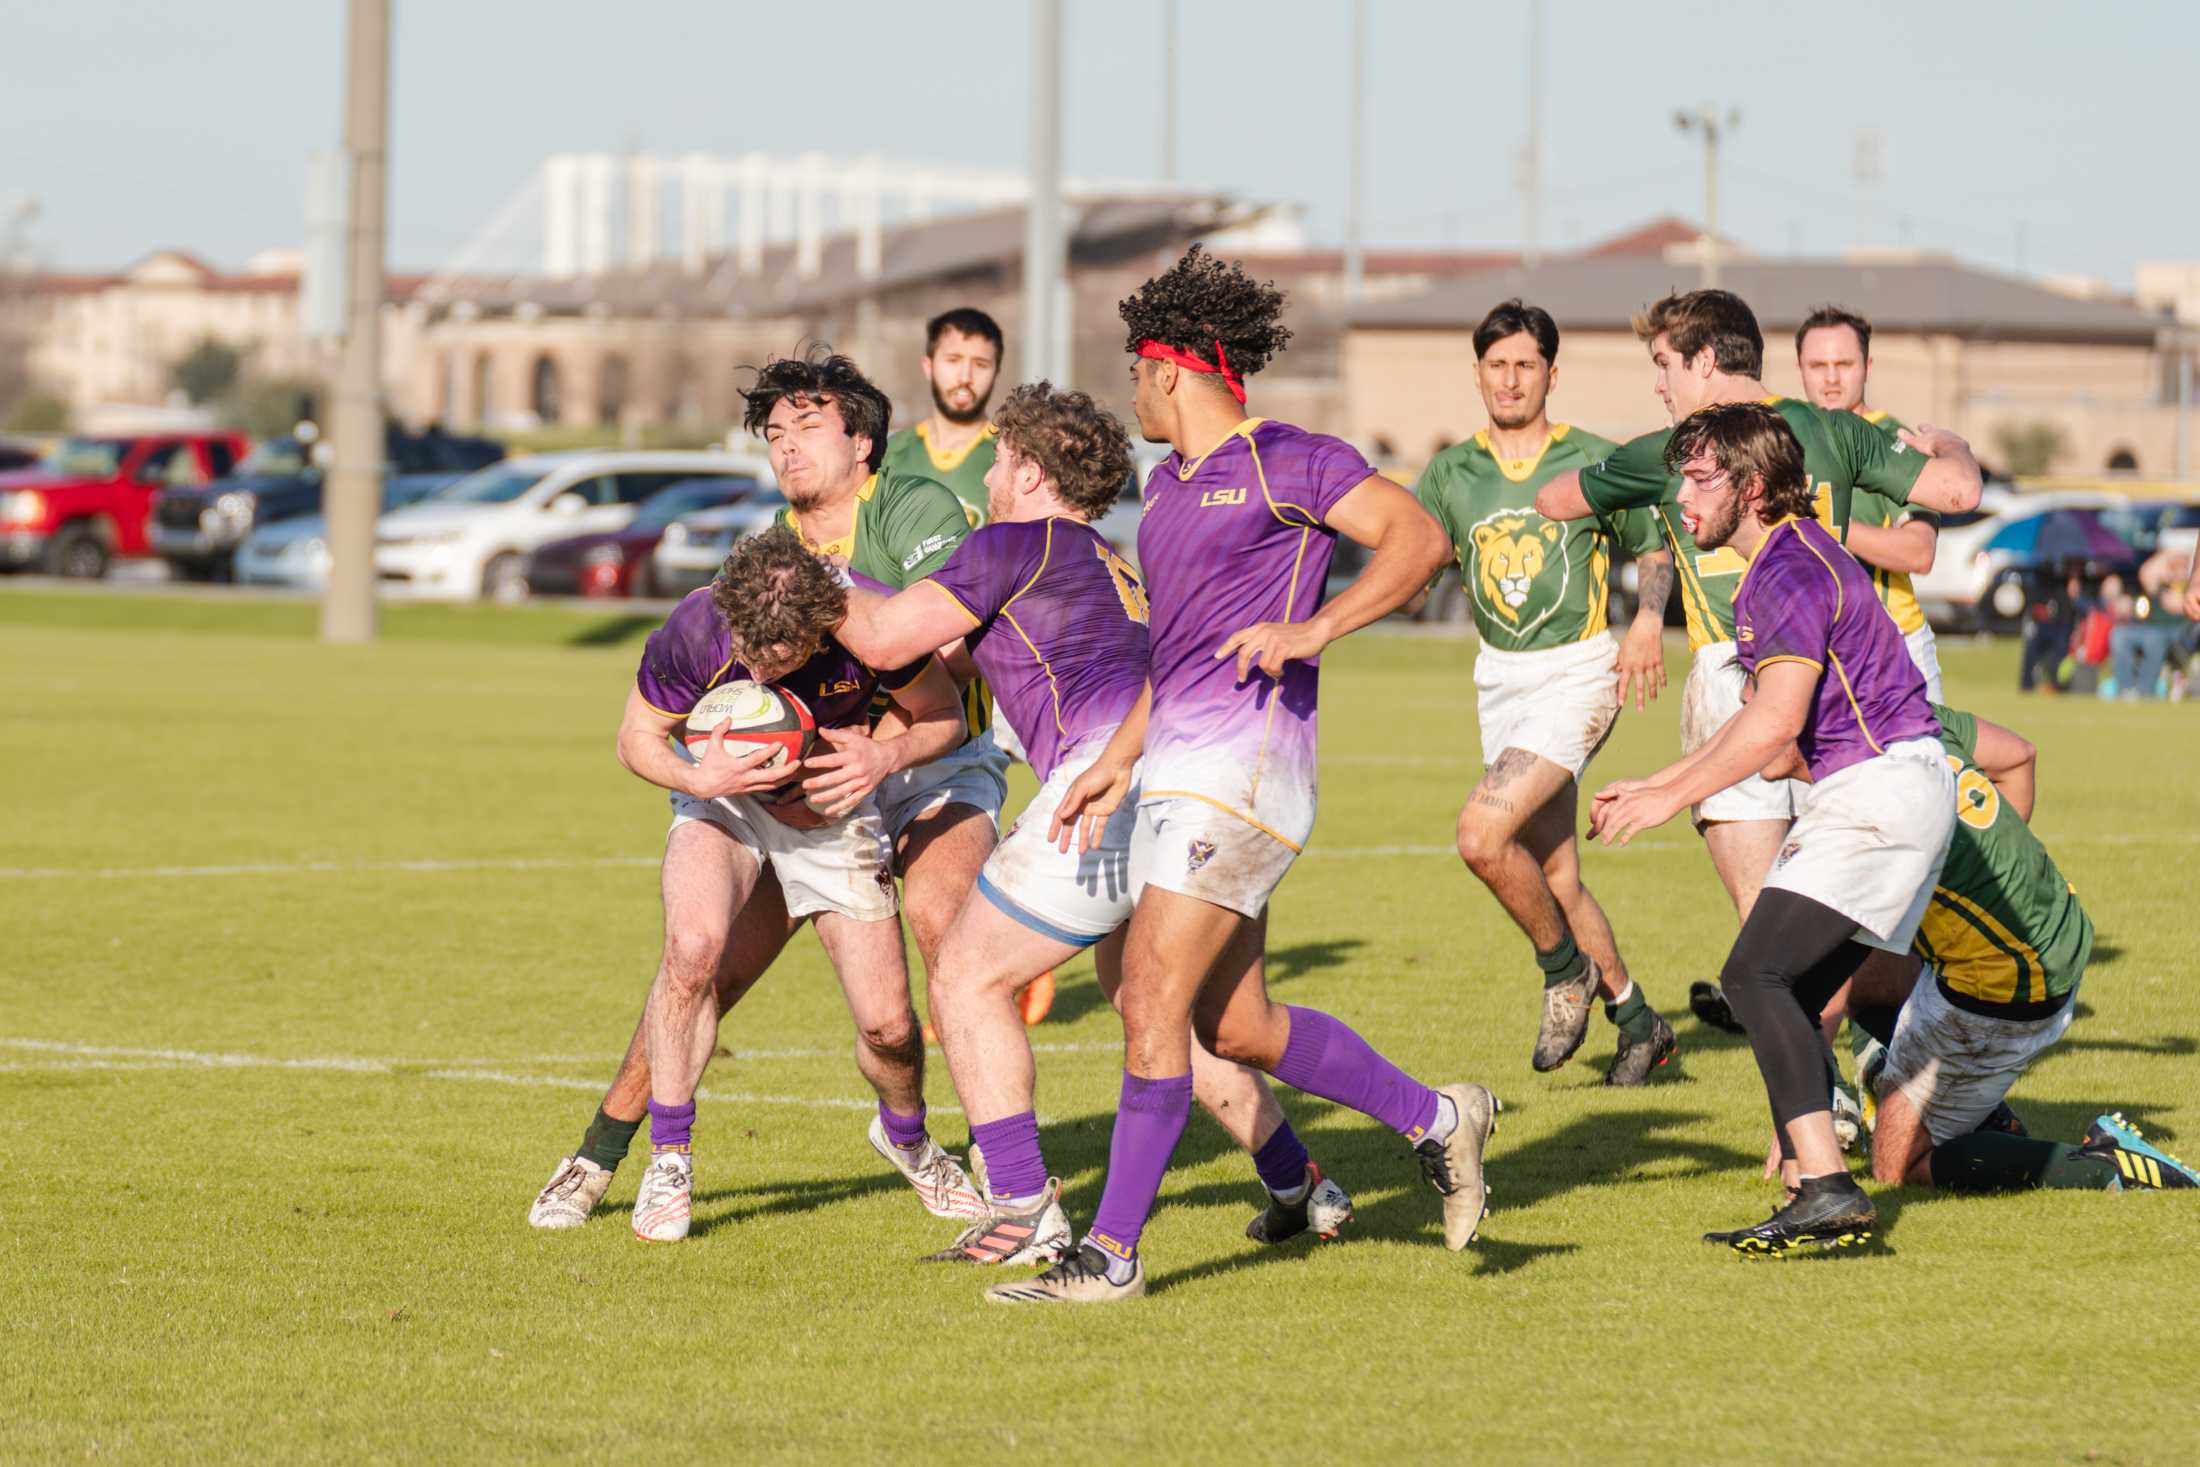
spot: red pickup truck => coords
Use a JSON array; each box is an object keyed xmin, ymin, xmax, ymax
[{"xmin": 0, "ymin": 432, "xmax": 249, "ymax": 577}]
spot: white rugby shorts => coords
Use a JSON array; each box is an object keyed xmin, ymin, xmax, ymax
[
  {"xmin": 1879, "ymin": 973, "xmax": 2075, "ymax": 1145},
  {"xmin": 1474, "ymin": 632, "xmax": 1621, "ymax": 779},
  {"xmin": 976, "ymin": 739, "xmax": 1140, "ymax": 946},
  {"xmin": 668, "ymin": 787, "xmax": 897, "ymax": 923},
  {"xmin": 1682, "ymin": 639, "xmax": 1800, "ymax": 826},
  {"xmin": 1903, "ymin": 624, "xmax": 1945, "ymax": 703},
  {"xmin": 1128, "ymin": 795, "xmax": 1300, "ymax": 919},
  {"xmin": 874, "ymin": 728, "xmax": 1010, "ymax": 845},
  {"xmin": 1761, "ymin": 738, "xmax": 1955, "ymax": 953}
]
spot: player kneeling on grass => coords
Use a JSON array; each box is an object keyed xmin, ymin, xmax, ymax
[
  {"xmin": 533, "ymin": 527, "xmax": 982, "ymax": 1243},
  {"xmin": 1759, "ymin": 705, "xmax": 2198, "ymax": 1195},
  {"xmin": 1590, "ymin": 402, "xmax": 1956, "ymax": 1256},
  {"xmin": 829, "ymin": 381, "xmax": 1355, "ymax": 1266}
]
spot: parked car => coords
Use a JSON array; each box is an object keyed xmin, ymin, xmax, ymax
[
  {"xmin": 373, "ymin": 451, "xmax": 767, "ymax": 601},
  {"xmin": 1912, "ymin": 487, "xmax": 2117, "ymax": 631},
  {"xmin": 526, "ymin": 475, "xmax": 766, "ymax": 598},
  {"xmin": 233, "ymin": 474, "xmax": 464, "ymax": 590},
  {"xmin": 151, "ymin": 424, "xmax": 503, "ymax": 582},
  {"xmin": 648, "ymin": 488, "xmax": 792, "ymax": 598},
  {"xmin": 0, "ymin": 442, "xmax": 40, "ymax": 473},
  {"xmin": 0, "ymin": 431, "xmax": 250, "ymax": 577}
]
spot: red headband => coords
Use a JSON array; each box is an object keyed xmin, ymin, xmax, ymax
[{"xmin": 1136, "ymin": 338, "xmax": 1246, "ymax": 404}]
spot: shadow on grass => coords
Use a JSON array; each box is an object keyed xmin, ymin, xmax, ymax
[
  {"xmin": 565, "ymin": 614, "xmax": 662, "ymax": 648},
  {"xmin": 2055, "ymin": 1030, "xmax": 2195, "ymax": 1059},
  {"xmin": 1021, "ymin": 937, "xmax": 1368, "ymax": 1029},
  {"xmin": 1998, "ymin": 1096, "xmax": 2182, "ymax": 1148},
  {"xmin": 597, "ymin": 1171, "xmax": 904, "ymax": 1237},
  {"xmin": 1490, "ymin": 1104, "xmax": 1761, "ymax": 1211}
]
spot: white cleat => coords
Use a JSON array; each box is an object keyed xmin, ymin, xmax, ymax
[
  {"xmin": 529, "ymin": 1154, "xmax": 612, "ymax": 1230},
  {"xmin": 868, "ymin": 1115, "xmax": 988, "ymax": 1221},
  {"xmin": 631, "ymin": 1150, "xmax": 694, "ymax": 1243}
]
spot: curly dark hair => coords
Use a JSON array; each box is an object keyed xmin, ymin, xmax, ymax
[
  {"xmin": 1663, "ymin": 402, "xmax": 1812, "ymax": 522},
  {"xmin": 738, "ymin": 346, "xmax": 891, "ymax": 471},
  {"xmin": 992, "ymin": 381, "xmax": 1135, "ymax": 520},
  {"xmin": 1118, "ymin": 244, "xmax": 1293, "ymax": 381},
  {"xmin": 710, "ymin": 525, "xmax": 848, "ymax": 663}
]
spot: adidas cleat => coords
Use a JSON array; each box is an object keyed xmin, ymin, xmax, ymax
[
  {"xmin": 923, "ymin": 1178, "xmax": 1072, "ymax": 1266},
  {"xmin": 1688, "ymin": 979, "xmax": 1746, "ymax": 1035},
  {"xmin": 1606, "ymin": 1012, "xmax": 1677, "ymax": 1087},
  {"xmin": 631, "ymin": 1150, "xmax": 694, "ymax": 1243},
  {"xmin": 868, "ymin": 1116, "xmax": 989, "ymax": 1221},
  {"xmin": 985, "ymin": 1241, "xmax": 1145, "ymax": 1305},
  {"xmin": 1705, "ymin": 1172, "xmax": 1875, "ymax": 1257},
  {"xmin": 2080, "ymin": 1113, "xmax": 2199, "ymax": 1190},
  {"xmin": 529, "ymin": 1154, "xmax": 612, "ymax": 1229},
  {"xmin": 1416, "ymin": 1083, "xmax": 1500, "ymax": 1250},
  {"xmin": 1245, "ymin": 1162, "xmax": 1355, "ymax": 1245},
  {"xmin": 1533, "ymin": 957, "xmax": 1603, "ymax": 1071}
]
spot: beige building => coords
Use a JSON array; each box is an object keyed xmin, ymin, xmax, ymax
[{"xmin": 1344, "ymin": 252, "xmax": 2195, "ymax": 478}]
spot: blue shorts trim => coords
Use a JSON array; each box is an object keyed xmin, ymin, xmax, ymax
[{"xmin": 976, "ymin": 871, "xmax": 1107, "ymax": 950}]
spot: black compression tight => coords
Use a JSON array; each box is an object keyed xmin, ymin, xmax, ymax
[{"xmin": 1719, "ymin": 891, "xmax": 1876, "ymax": 1131}]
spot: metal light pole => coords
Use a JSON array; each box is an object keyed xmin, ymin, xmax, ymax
[
  {"xmin": 1343, "ymin": 0, "xmax": 1367, "ymax": 303},
  {"xmin": 322, "ymin": 0, "xmax": 389, "ymax": 644},
  {"xmin": 1674, "ymin": 103, "xmax": 1738, "ymax": 290},
  {"xmin": 1023, "ymin": 0, "xmax": 1065, "ymax": 384}
]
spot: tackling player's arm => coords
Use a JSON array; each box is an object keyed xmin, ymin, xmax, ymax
[
  {"xmin": 1050, "ymin": 680, "xmax": 1151, "ymax": 855},
  {"xmin": 1968, "ymin": 713, "xmax": 2037, "ymax": 821},
  {"xmin": 1590, "ymin": 660, "xmax": 1816, "ymax": 845},
  {"xmin": 1535, "ymin": 430, "xmax": 1670, "ymax": 523},
  {"xmin": 615, "ymin": 689, "xmax": 788, "ymax": 800},
  {"xmin": 835, "ymin": 579, "xmax": 976, "ymax": 673},
  {"xmin": 1613, "ymin": 502, "xmax": 1673, "ymax": 709},
  {"xmin": 797, "ymin": 657, "xmax": 965, "ymax": 819},
  {"xmin": 1841, "ymin": 513, "xmax": 1937, "ymax": 575},
  {"xmin": 1890, "ymin": 423, "xmax": 1983, "ymax": 515},
  {"xmin": 1216, "ymin": 474, "xmax": 1448, "ymax": 681}
]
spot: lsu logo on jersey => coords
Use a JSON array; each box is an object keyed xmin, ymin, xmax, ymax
[
  {"xmin": 1199, "ymin": 487, "xmax": 1248, "ymax": 508},
  {"xmin": 818, "ymin": 678, "xmax": 863, "ymax": 697},
  {"xmin": 1467, "ymin": 511, "xmax": 1567, "ymax": 644}
]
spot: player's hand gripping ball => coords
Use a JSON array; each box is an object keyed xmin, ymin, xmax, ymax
[{"xmin": 684, "ymin": 680, "xmax": 817, "ymax": 772}]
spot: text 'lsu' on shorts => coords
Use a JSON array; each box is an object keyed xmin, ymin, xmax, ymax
[
  {"xmin": 975, "ymin": 739, "xmax": 1140, "ymax": 949},
  {"xmin": 1761, "ymin": 738, "xmax": 1955, "ymax": 954},
  {"xmin": 1682, "ymin": 639, "xmax": 1799, "ymax": 827},
  {"xmin": 1474, "ymin": 630, "xmax": 1621, "ymax": 779},
  {"xmin": 1903, "ymin": 623, "xmax": 1946, "ymax": 703},
  {"xmin": 1880, "ymin": 974, "xmax": 2075, "ymax": 1144},
  {"xmin": 873, "ymin": 728, "xmax": 1011, "ymax": 847},
  {"xmin": 668, "ymin": 787, "xmax": 897, "ymax": 923}
]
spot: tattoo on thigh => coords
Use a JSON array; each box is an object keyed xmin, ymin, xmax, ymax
[
  {"xmin": 1483, "ymin": 748, "xmax": 1539, "ymax": 790},
  {"xmin": 1471, "ymin": 789, "xmax": 1516, "ymax": 813}
]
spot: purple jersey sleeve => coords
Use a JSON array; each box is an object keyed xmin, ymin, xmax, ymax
[
  {"xmin": 1267, "ymin": 427, "xmax": 1374, "ymax": 524},
  {"xmin": 636, "ymin": 589, "xmax": 732, "ymax": 717},
  {"xmin": 1743, "ymin": 553, "xmax": 1838, "ymax": 672},
  {"xmin": 922, "ymin": 523, "xmax": 1039, "ymax": 626},
  {"xmin": 844, "ymin": 568, "xmax": 936, "ymax": 691}
]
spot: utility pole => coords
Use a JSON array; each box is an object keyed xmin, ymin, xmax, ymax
[
  {"xmin": 322, "ymin": 0, "xmax": 388, "ymax": 644},
  {"xmin": 1519, "ymin": 0, "xmax": 1544, "ymax": 266},
  {"xmin": 1344, "ymin": 0, "xmax": 1368, "ymax": 303},
  {"xmin": 1673, "ymin": 103, "xmax": 1737, "ymax": 289},
  {"xmin": 1023, "ymin": 0, "xmax": 1065, "ymax": 384},
  {"xmin": 1158, "ymin": 0, "xmax": 1177, "ymax": 184}
]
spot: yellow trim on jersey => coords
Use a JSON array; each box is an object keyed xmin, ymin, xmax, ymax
[
  {"xmin": 1915, "ymin": 887, "xmax": 2042, "ymax": 1007},
  {"xmin": 1474, "ymin": 423, "xmax": 1572, "ymax": 483},
  {"xmin": 1173, "ymin": 418, "xmax": 1266, "ymax": 480},
  {"xmin": 1655, "ymin": 503, "xmax": 1725, "ymax": 649},
  {"xmin": 921, "ymin": 578, "xmax": 984, "ymax": 628},
  {"xmin": 1859, "ymin": 407, "xmax": 1891, "ymax": 426},
  {"xmin": 1584, "ymin": 536, "xmax": 1611, "ymax": 639},
  {"xmin": 1138, "ymin": 788, "xmax": 1306, "ymax": 852},
  {"xmin": 1244, "ymin": 431, "xmax": 1315, "ymax": 807},
  {"xmin": 915, "ymin": 420, "xmax": 995, "ymax": 474},
  {"xmin": 994, "ymin": 521, "xmax": 1070, "ymax": 740},
  {"xmin": 639, "ymin": 693, "xmax": 689, "ymax": 721},
  {"xmin": 787, "ymin": 473, "xmax": 880, "ymax": 560},
  {"xmin": 878, "ymin": 652, "xmax": 940, "ymax": 695},
  {"xmin": 1734, "ymin": 516, "xmax": 1807, "ymax": 602},
  {"xmin": 1754, "ymin": 653, "xmax": 1824, "ymax": 672}
]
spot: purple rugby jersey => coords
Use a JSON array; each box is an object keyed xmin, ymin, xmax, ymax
[
  {"xmin": 636, "ymin": 576, "xmax": 927, "ymax": 729},
  {"xmin": 1134, "ymin": 418, "xmax": 1374, "ymax": 845},
  {"xmin": 922, "ymin": 517, "xmax": 1150, "ymax": 782},
  {"xmin": 1734, "ymin": 516, "xmax": 1938, "ymax": 781}
]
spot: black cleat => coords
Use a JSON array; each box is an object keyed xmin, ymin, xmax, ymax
[
  {"xmin": 1688, "ymin": 980, "xmax": 1746, "ymax": 1034},
  {"xmin": 1606, "ymin": 1012, "xmax": 1677, "ymax": 1087},
  {"xmin": 1975, "ymin": 1101, "xmax": 2028, "ymax": 1138},
  {"xmin": 1245, "ymin": 1162, "xmax": 1355, "ymax": 1245},
  {"xmin": 1704, "ymin": 1173, "xmax": 1876, "ymax": 1257}
]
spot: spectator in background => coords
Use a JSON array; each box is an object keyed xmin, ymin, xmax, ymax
[
  {"xmin": 2117, "ymin": 546, "xmax": 2195, "ymax": 700},
  {"xmin": 2020, "ymin": 561, "xmax": 2082, "ymax": 693}
]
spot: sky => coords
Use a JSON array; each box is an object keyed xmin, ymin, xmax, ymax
[{"xmin": 3, "ymin": 0, "xmax": 2193, "ymax": 288}]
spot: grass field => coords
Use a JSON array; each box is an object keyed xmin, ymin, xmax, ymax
[{"xmin": 5, "ymin": 585, "xmax": 2197, "ymax": 1464}]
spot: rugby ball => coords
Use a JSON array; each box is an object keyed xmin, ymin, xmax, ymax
[{"xmin": 684, "ymin": 680, "xmax": 816, "ymax": 768}]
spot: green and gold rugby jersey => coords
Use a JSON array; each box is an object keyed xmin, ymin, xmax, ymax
[
  {"xmin": 1578, "ymin": 397, "xmax": 1930, "ymax": 649},
  {"xmin": 1916, "ymin": 703, "xmax": 2090, "ymax": 1019},
  {"xmin": 778, "ymin": 465, "xmax": 989, "ymax": 734},
  {"xmin": 1414, "ymin": 425, "xmax": 1661, "ymax": 650},
  {"xmin": 881, "ymin": 422, "xmax": 996, "ymax": 528},
  {"xmin": 1849, "ymin": 409, "xmax": 1934, "ymax": 635}
]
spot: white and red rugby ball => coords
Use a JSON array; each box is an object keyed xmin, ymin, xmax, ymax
[{"xmin": 683, "ymin": 680, "xmax": 816, "ymax": 768}]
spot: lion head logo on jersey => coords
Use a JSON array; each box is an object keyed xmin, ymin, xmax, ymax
[{"xmin": 1468, "ymin": 513, "xmax": 1570, "ymax": 643}]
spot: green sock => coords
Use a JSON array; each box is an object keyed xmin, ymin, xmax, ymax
[
  {"xmin": 1535, "ymin": 931, "xmax": 1585, "ymax": 988},
  {"xmin": 577, "ymin": 1107, "xmax": 643, "ymax": 1172},
  {"xmin": 1604, "ymin": 984, "xmax": 1658, "ymax": 1043},
  {"xmin": 1929, "ymin": 1132, "xmax": 2119, "ymax": 1193}
]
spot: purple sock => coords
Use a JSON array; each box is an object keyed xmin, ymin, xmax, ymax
[
  {"xmin": 878, "ymin": 1101, "xmax": 928, "ymax": 1151},
  {"xmin": 1086, "ymin": 1071, "xmax": 1194, "ymax": 1260},
  {"xmin": 1251, "ymin": 1119, "xmax": 1311, "ymax": 1195},
  {"xmin": 1271, "ymin": 1006, "xmax": 1442, "ymax": 1142},
  {"xmin": 648, "ymin": 1098, "xmax": 695, "ymax": 1152},
  {"xmin": 969, "ymin": 1111, "xmax": 1047, "ymax": 1201}
]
